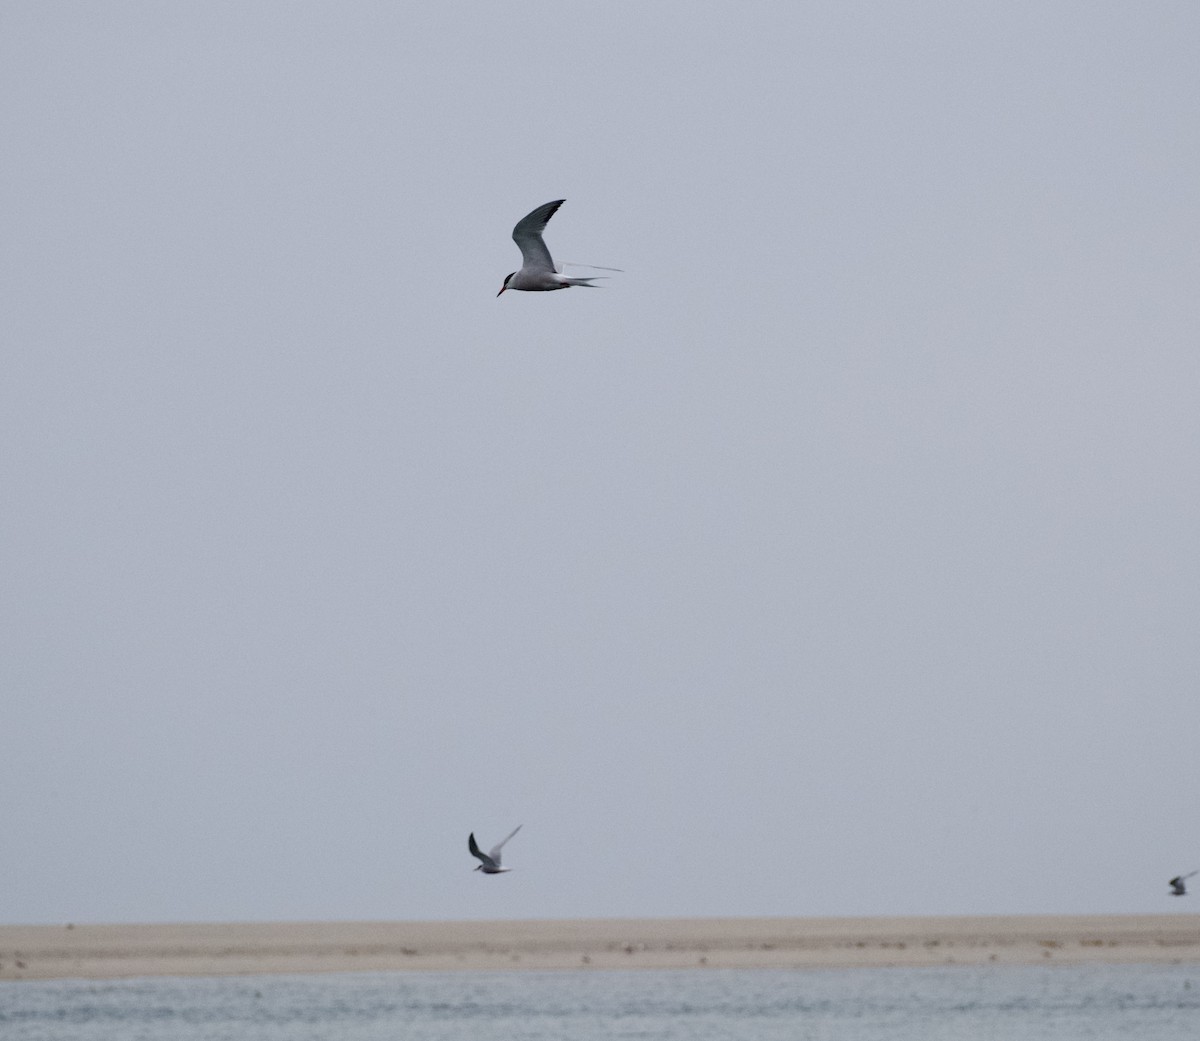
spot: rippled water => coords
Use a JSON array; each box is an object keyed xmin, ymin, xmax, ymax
[{"xmin": 3, "ymin": 963, "xmax": 1198, "ymax": 1040}]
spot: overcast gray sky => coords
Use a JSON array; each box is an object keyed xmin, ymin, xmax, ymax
[{"xmin": 3, "ymin": 2, "xmax": 1199, "ymax": 925}]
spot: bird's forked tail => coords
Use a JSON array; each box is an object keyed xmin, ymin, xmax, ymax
[{"xmin": 558, "ymin": 262, "xmax": 621, "ymax": 289}]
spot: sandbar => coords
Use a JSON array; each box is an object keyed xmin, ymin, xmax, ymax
[{"xmin": 2, "ymin": 915, "xmax": 1198, "ymax": 980}]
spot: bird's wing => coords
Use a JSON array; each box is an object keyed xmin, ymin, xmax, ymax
[
  {"xmin": 1186, "ymin": 870, "xmax": 1200, "ymax": 880},
  {"xmin": 488, "ymin": 824, "xmax": 522, "ymax": 861},
  {"xmin": 512, "ymin": 200, "xmax": 564, "ymax": 273},
  {"xmin": 469, "ymin": 832, "xmax": 498, "ymax": 869}
]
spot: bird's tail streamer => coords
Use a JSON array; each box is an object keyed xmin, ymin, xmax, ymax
[{"xmin": 558, "ymin": 262, "xmax": 625, "ymax": 272}]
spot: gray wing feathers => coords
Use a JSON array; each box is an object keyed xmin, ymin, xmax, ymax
[
  {"xmin": 489, "ymin": 824, "xmax": 523, "ymax": 861},
  {"xmin": 469, "ymin": 832, "xmax": 498, "ymax": 869},
  {"xmin": 512, "ymin": 200, "xmax": 564, "ymax": 273}
]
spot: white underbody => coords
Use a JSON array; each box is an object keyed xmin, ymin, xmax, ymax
[{"xmin": 508, "ymin": 269, "xmax": 574, "ymax": 291}]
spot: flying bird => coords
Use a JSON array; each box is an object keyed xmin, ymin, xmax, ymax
[
  {"xmin": 469, "ymin": 825, "xmax": 522, "ymax": 874},
  {"xmin": 497, "ymin": 200, "xmax": 618, "ymax": 296},
  {"xmin": 1169, "ymin": 870, "xmax": 1198, "ymax": 896}
]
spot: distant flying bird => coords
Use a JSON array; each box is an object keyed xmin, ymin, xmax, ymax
[
  {"xmin": 469, "ymin": 825, "xmax": 522, "ymax": 874},
  {"xmin": 497, "ymin": 200, "xmax": 619, "ymax": 296},
  {"xmin": 1169, "ymin": 870, "xmax": 1198, "ymax": 896}
]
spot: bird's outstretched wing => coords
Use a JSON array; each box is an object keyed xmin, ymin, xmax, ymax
[
  {"xmin": 512, "ymin": 200, "xmax": 564, "ymax": 273},
  {"xmin": 488, "ymin": 824, "xmax": 522, "ymax": 862},
  {"xmin": 469, "ymin": 832, "xmax": 498, "ymax": 870}
]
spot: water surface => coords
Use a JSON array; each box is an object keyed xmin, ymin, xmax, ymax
[{"xmin": 3, "ymin": 963, "xmax": 1198, "ymax": 1040}]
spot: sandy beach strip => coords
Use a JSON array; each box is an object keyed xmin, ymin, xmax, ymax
[{"xmin": 2, "ymin": 915, "xmax": 1198, "ymax": 980}]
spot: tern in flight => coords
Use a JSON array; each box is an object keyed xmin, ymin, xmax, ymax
[
  {"xmin": 469, "ymin": 825, "xmax": 522, "ymax": 874},
  {"xmin": 1169, "ymin": 870, "xmax": 1198, "ymax": 896},
  {"xmin": 497, "ymin": 200, "xmax": 619, "ymax": 296}
]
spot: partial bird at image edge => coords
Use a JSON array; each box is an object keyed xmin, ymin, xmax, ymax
[{"xmin": 1168, "ymin": 870, "xmax": 1197, "ymax": 896}]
